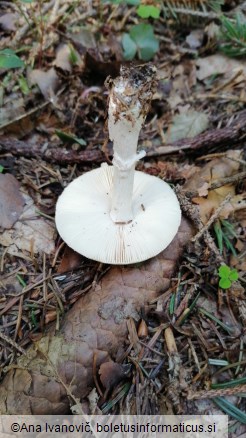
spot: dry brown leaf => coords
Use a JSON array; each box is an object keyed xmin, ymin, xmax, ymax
[
  {"xmin": 0, "ymin": 277, "xmax": 22, "ymax": 296},
  {"xmin": 0, "ymin": 217, "xmax": 194, "ymax": 414},
  {"xmin": 57, "ymin": 246, "xmax": 83, "ymax": 274},
  {"xmin": 184, "ymin": 150, "xmax": 242, "ymax": 223},
  {"xmin": 29, "ymin": 68, "xmax": 60, "ymax": 101},
  {"xmin": 137, "ymin": 319, "xmax": 148, "ymax": 338},
  {"xmin": 218, "ymin": 194, "xmax": 245, "ymax": 219},
  {"xmin": 0, "ymin": 13, "xmax": 18, "ymax": 32},
  {"xmin": 0, "ymin": 174, "xmax": 24, "ymax": 229},
  {"xmin": 197, "ymin": 182, "xmax": 209, "ymax": 197},
  {"xmin": 99, "ymin": 361, "xmax": 127, "ymax": 391},
  {"xmin": 0, "ymin": 193, "xmax": 55, "ymax": 255},
  {"xmin": 167, "ymin": 111, "xmax": 209, "ymax": 143},
  {"xmin": 45, "ymin": 310, "xmax": 57, "ymax": 325},
  {"xmin": 197, "ymin": 295, "xmax": 241, "ymax": 337},
  {"xmin": 0, "ymin": 97, "xmax": 25, "ymax": 128},
  {"xmin": 54, "ymin": 44, "xmax": 72, "ymax": 73},
  {"xmin": 186, "ymin": 29, "xmax": 204, "ymax": 49},
  {"xmin": 70, "ymin": 28, "xmax": 97, "ymax": 50},
  {"xmin": 230, "ymin": 238, "xmax": 246, "ymax": 273},
  {"xmin": 196, "ymin": 54, "xmax": 246, "ymax": 81},
  {"xmin": 166, "ymin": 60, "xmax": 196, "ymax": 110}
]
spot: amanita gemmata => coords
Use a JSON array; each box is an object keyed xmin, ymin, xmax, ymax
[{"xmin": 56, "ymin": 65, "xmax": 181, "ymax": 264}]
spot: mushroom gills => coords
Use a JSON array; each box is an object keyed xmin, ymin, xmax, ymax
[{"xmin": 55, "ymin": 164, "xmax": 181, "ymax": 265}]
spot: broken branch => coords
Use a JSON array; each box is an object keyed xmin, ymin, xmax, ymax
[{"xmin": 1, "ymin": 110, "xmax": 246, "ymax": 164}]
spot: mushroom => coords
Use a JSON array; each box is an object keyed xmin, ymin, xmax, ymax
[{"xmin": 55, "ymin": 65, "xmax": 181, "ymax": 264}]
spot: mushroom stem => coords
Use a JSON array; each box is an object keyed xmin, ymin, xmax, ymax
[
  {"xmin": 56, "ymin": 65, "xmax": 181, "ymax": 265},
  {"xmin": 107, "ymin": 65, "xmax": 157, "ymax": 224}
]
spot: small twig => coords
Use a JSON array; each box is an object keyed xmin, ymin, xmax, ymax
[
  {"xmin": 0, "ymin": 330, "xmax": 27, "ymax": 356},
  {"xmin": 14, "ymin": 295, "xmax": 24, "ymax": 342},
  {"xmin": 174, "ymin": 186, "xmax": 203, "ymax": 230},
  {"xmin": 187, "ymin": 384, "xmax": 246, "ymax": 400},
  {"xmin": 2, "ymin": 109, "xmax": 246, "ymax": 163},
  {"xmin": 50, "ymin": 277, "xmax": 65, "ymax": 310},
  {"xmin": 210, "ymin": 170, "xmax": 246, "ymax": 191},
  {"xmin": 0, "ymin": 247, "xmax": 9, "ymax": 273},
  {"xmin": 203, "ymin": 231, "xmax": 224, "ymax": 263},
  {"xmin": 42, "ymin": 253, "xmax": 47, "ymax": 302},
  {"xmin": 93, "ymin": 352, "xmax": 103, "ymax": 397},
  {"xmin": 92, "ymin": 263, "xmax": 104, "ymax": 290},
  {"xmin": 212, "ymin": 69, "xmax": 244, "ymax": 94},
  {"xmin": 163, "ymin": 6, "xmax": 218, "ymax": 19},
  {"xmin": 187, "ymin": 338, "xmax": 201, "ymax": 373},
  {"xmin": 12, "ymin": 0, "xmax": 55, "ymax": 45},
  {"xmin": 12, "ymin": 275, "xmax": 51, "ymax": 297},
  {"xmin": 138, "ymin": 340, "xmax": 165, "ymax": 358},
  {"xmin": 197, "ymin": 152, "xmax": 246, "ymax": 166},
  {"xmin": 0, "ymin": 101, "xmax": 49, "ymax": 131},
  {"xmin": 159, "ymin": 35, "xmax": 197, "ymax": 55},
  {"xmin": 191, "ymin": 194, "xmax": 232, "ymax": 242},
  {"xmin": 175, "ymin": 186, "xmax": 225, "ymax": 263},
  {"xmin": 49, "ymin": 0, "xmax": 60, "ymax": 23},
  {"xmin": 190, "ymin": 93, "xmax": 246, "ymax": 104}
]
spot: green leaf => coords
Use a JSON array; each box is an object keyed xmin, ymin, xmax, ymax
[
  {"xmin": 219, "ymin": 277, "xmax": 231, "ymax": 289},
  {"xmin": 221, "ymin": 219, "xmax": 237, "ymax": 238},
  {"xmin": 0, "ymin": 49, "xmax": 24, "ymax": 69},
  {"xmin": 219, "ymin": 12, "xmax": 246, "ymax": 58},
  {"xmin": 223, "ymin": 233, "xmax": 237, "ymax": 257},
  {"xmin": 229, "ymin": 269, "xmax": 239, "ymax": 281},
  {"xmin": 128, "ymin": 23, "xmax": 159, "ymax": 61},
  {"xmin": 208, "ymin": 359, "xmax": 229, "ymax": 366},
  {"xmin": 221, "ymin": 16, "xmax": 239, "ymax": 39},
  {"xmin": 122, "ymin": 33, "xmax": 137, "ymax": 60},
  {"xmin": 55, "ymin": 130, "xmax": 86, "ymax": 147},
  {"xmin": 18, "ymin": 75, "xmax": 29, "ymax": 94},
  {"xmin": 214, "ymin": 220, "xmax": 223, "ymax": 253},
  {"xmin": 167, "ymin": 111, "xmax": 209, "ymax": 143},
  {"xmin": 16, "ymin": 274, "xmax": 27, "ymax": 288},
  {"xmin": 218, "ymin": 265, "xmax": 231, "ymax": 278},
  {"xmin": 69, "ymin": 45, "xmax": 78, "ymax": 65},
  {"xmin": 137, "ymin": 5, "xmax": 160, "ymax": 19},
  {"xmin": 0, "ymin": 165, "xmax": 4, "ymax": 173},
  {"xmin": 214, "ymin": 397, "xmax": 246, "ymax": 424},
  {"xmin": 169, "ymin": 293, "xmax": 176, "ymax": 315},
  {"xmin": 28, "ymin": 305, "xmax": 38, "ymax": 329},
  {"xmin": 140, "ymin": 42, "xmax": 158, "ymax": 61},
  {"xmin": 212, "ymin": 376, "xmax": 246, "ymax": 389}
]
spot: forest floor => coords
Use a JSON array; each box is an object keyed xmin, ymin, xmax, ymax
[{"xmin": 0, "ymin": 0, "xmax": 246, "ymax": 435}]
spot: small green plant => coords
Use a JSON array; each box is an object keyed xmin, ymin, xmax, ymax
[
  {"xmin": 122, "ymin": 23, "xmax": 159, "ymax": 61},
  {"xmin": 69, "ymin": 45, "xmax": 78, "ymax": 65},
  {"xmin": 18, "ymin": 75, "xmax": 29, "ymax": 94},
  {"xmin": 137, "ymin": 4, "xmax": 160, "ymax": 19},
  {"xmin": 218, "ymin": 265, "xmax": 239, "ymax": 289},
  {"xmin": 55, "ymin": 130, "xmax": 86, "ymax": 147},
  {"xmin": 219, "ymin": 12, "xmax": 246, "ymax": 57},
  {"xmin": 102, "ymin": 0, "xmax": 160, "ymax": 61},
  {"xmin": 0, "ymin": 49, "xmax": 24, "ymax": 69},
  {"xmin": 214, "ymin": 219, "xmax": 237, "ymax": 256}
]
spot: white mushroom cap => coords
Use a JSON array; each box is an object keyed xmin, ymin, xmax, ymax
[{"xmin": 55, "ymin": 164, "xmax": 181, "ymax": 265}]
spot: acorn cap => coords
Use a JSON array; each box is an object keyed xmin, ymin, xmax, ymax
[{"xmin": 55, "ymin": 164, "xmax": 181, "ymax": 265}]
